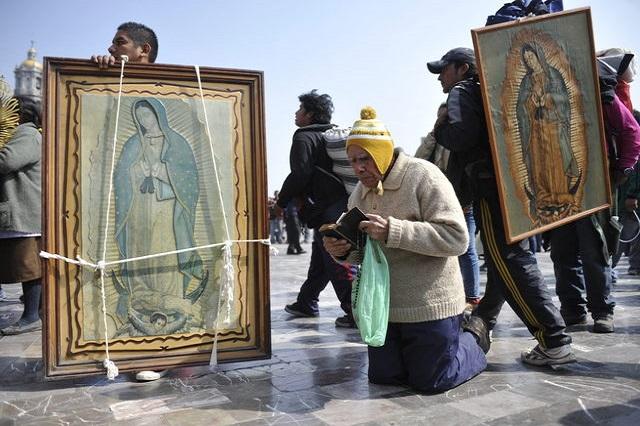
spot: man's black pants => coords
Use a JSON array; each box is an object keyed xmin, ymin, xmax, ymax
[
  {"xmin": 473, "ymin": 193, "xmax": 571, "ymax": 349},
  {"xmin": 296, "ymin": 197, "xmax": 353, "ymax": 315}
]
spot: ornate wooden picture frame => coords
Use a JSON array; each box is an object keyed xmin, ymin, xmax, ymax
[
  {"xmin": 42, "ymin": 58, "xmax": 270, "ymax": 379},
  {"xmin": 471, "ymin": 7, "xmax": 611, "ymax": 242}
]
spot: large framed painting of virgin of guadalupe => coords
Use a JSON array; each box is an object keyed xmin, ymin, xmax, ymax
[
  {"xmin": 42, "ymin": 58, "xmax": 270, "ymax": 378},
  {"xmin": 471, "ymin": 7, "xmax": 611, "ymax": 243}
]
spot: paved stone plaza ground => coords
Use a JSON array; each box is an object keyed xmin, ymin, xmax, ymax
[{"xmin": 1, "ymin": 243, "xmax": 639, "ymax": 425}]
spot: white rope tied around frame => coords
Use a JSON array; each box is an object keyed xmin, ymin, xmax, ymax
[
  {"xmin": 96, "ymin": 54, "xmax": 128, "ymax": 379},
  {"xmin": 41, "ymin": 239, "xmax": 271, "ymax": 269},
  {"xmin": 194, "ymin": 64, "xmax": 238, "ymax": 368},
  {"xmin": 41, "ymin": 240, "xmax": 270, "ymax": 270},
  {"xmin": 209, "ymin": 240, "xmax": 233, "ymax": 369}
]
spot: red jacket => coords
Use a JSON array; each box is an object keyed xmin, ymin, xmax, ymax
[{"xmin": 603, "ymin": 94, "xmax": 640, "ymax": 170}]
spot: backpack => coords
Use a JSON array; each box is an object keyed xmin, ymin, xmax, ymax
[
  {"xmin": 485, "ymin": 0, "xmax": 562, "ymax": 26},
  {"xmin": 322, "ymin": 127, "xmax": 359, "ymax": 195},
  {"xmin": 298, "ymin": 127, "xmax": 357, "ymax": 228}
]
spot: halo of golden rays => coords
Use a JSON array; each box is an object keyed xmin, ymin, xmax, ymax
[
  {"xmin": 0, "ymin": 94, "xmax": 20, "ymax": 148},
  {"xmin": 501, "ymin": 28, "xmax": 587, "ymax": 226}
]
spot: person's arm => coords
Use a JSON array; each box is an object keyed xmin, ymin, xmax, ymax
[
  {"xmin": 384, "ymin": 166, "xmax": 468, "ymax": 257},
  {"xmin": 277, "ymin": 132, "xmax": 316, "ymax": 208},
  {"xmin": 434, "ymin": 86, "xmax": 484, "ymax": 152},
  {"xmin": 604, "ymin": 96, "xmax": 640, "ymax": 171},
  {"xmin": 0, "ymin": 125, "xmax": 40, "ymax": 176}
]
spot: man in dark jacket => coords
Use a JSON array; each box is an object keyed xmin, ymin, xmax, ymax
[
  {"xmin": 428, "ymin": 47, "xmax": 574, "ymax": 366},
  {"xmin": 278, "ymin": 90, "xmax": 354, "ymax": 327}
]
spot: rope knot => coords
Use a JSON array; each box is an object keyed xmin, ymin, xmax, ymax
[
  {"xmin": 103, "ymin": 358, "xmax": 119, "ymax": 380},
  {"xmin": 96, "ymin": 260, "xmax": 106, "ymax": 271}
]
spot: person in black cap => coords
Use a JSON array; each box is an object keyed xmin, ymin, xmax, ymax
[{"xmin": 427, "ymin": 47, "xmax": 575, "ymax": 366}]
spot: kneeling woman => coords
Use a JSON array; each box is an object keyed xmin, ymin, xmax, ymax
[{"xmin": 324, "ymin": 107, "xmax": 486, "ymax": 393}]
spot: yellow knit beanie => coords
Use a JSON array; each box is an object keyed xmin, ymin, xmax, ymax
[{"xmin": 346, "ymin": 106, "xmax": 394, "ymax": 175}]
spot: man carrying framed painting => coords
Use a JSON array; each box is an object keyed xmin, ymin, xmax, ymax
[
  {"xmin": 90, "ymin": 22, "xmax": 168, "ymax": 382},
  {"xmin": 91, "ymin": 21, "xmax": 158, "ymax": 68},
  {"xmin": 427, "ymin": 47, "xmax": 575, "ymax": 366}
]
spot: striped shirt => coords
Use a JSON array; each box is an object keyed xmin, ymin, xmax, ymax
[{"xmin": 324, "ymin": 127, "xmax": 359, "ymax": 194}]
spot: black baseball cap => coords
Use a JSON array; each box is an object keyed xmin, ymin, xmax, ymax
[{"xmin": 427, "ymin": 47, "xmax": 476, "ymax": 74}]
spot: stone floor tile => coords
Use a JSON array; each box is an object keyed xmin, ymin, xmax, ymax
[{"xmin": 1, "ymin": 249, "xmax": 639, "ymax": 424}]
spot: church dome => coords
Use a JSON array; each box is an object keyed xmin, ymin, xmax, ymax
[{"xmin": 18, "ymin": 46, "xmax": 42, "ymax": 71}]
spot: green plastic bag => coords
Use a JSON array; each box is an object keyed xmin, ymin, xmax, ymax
[{"xmin": 351, "ymin": 237, "xmax": 390, "ymax": 347}]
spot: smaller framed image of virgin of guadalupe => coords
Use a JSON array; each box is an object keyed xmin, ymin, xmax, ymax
[{"xmin": 471, "ymin": 7, "xmax": 611, "ymax": 243}]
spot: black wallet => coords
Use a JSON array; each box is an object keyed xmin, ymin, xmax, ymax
[{"xmin": 318, "ymin": 207, "xmax": 368, "ymax": 249}]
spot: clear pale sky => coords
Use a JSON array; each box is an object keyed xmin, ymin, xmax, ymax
[{"xmin": 1, "ymin": 0, "xmax": 638, "ymax": 193}]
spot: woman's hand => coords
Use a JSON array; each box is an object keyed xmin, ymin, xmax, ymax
[
  {"xmin": 359, "ymin": 214, "xmax": 389, "ymax": 242},
  {"xmin": 323, "ymin": 236, "xmax": 352, "ymax": 258}
]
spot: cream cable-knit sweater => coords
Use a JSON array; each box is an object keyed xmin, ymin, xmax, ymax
[{"xmin": 348, "ymin": 150, "xmax": 468, "ymax": 323}]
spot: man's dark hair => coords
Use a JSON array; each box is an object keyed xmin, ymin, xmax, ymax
[
  {"xmin": 451, "ymin": 60, "xmax": 478, "ymax": 80},
  {"xmin": 118, "ymin": 22, "xmax": 158, "ymax": 63},
  {"xmin": 16, "ymin": 96, "xmax": 42, "ymax": 128},
  {"xmin": 298, "ymin": 90, "xmax": 334, "ymax": 124}
]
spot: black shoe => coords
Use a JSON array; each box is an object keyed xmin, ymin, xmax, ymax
[
  {"xmin": 285, "ymin": 302, "xmax": 319, "ymax": 318},
  {"xmin": 593, "ymin": 314, "xmax": 614, "ymax": 333},
  {"xmin": 462, "ymin": 315, "xmax": 491, "ymax": 354},
  {"xmin": 562, "ymin": 313, "xmax": 588, "ymax": 327},
  {"xmin": 286, "ymin": 247, "xmax": 296, "ymax": 255},
  {"xmin": 296, "ymin": 248, "xmax": 307, "ymax": 254},
  {"xmin": 335, "ymin": 315, "xmax": 357, "ymax": 328}
]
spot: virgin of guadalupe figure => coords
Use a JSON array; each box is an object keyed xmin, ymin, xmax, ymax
[
  {"xmin": 516, "ymin": 43, "xmax": 581, "ymax": 222},
  {"xmin": 112, "ymin": 98, "xmax": 208, "ymax": 328}
]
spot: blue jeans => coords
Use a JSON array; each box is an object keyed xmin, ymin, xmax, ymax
[
  {"xmin": 458, "ymin": 207, "xmax": 480, "ymax": 300},
  {"xmin": 368, "ymin": 315, "xmax": 486, "ymax": 393},
  {"xmin": 270, "ymin": 218, "xmax": 283, "ymax": 243}
]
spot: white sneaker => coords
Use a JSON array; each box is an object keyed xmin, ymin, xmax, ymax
[
  {"xmin": 521, "ymin": 344, "xmax": 576, "ymax": 366},
  {"xmin": 135, "ymin": 370, "xmax": 168, "ymax": 381}
]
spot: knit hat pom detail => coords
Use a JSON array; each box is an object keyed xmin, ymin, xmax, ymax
[{"xmin": 360, "ymin": 106, "xmax": 377, "ymax": 120}]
